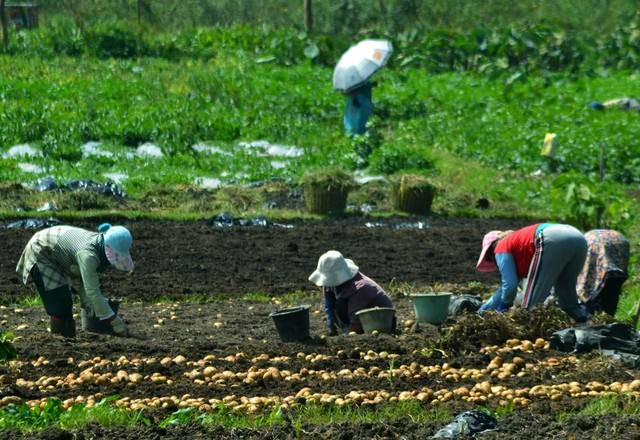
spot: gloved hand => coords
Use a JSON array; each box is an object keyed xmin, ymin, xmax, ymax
[
  {"xmin": 110, "ymin": 315, "xmax": 129, "ymax": 337},
  {"xmin": 479, "ymin": 291, "xmax": 512, "ymax": 313}
]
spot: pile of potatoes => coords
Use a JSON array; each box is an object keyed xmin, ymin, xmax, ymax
[
  {"xmin": 480, "ymin": 338, "xmax": 549, "ymax": 354},
  {"xmin": 9, "ymin": 344, "xmax": 584, "ymax": 395},
  {"xmin": 6, "ymin": 378, "xmax": 640, "ymax": 413}
]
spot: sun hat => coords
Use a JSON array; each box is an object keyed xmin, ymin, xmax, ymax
[
  {"xmin": 476, "ymin": 230, "xmax": 502, "ymax": 272},
  {"xmin": 309, "ymin": 250, "xmax": 359, "ymax": 287},
  {"xmin": 99, "ymin": 223, "xmax": 134, "ymax": 272}
]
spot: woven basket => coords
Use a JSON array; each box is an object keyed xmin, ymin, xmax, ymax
[
  {"xmin": 303, "ymin": 184, "xmax": 349, "ymax": 215},
  {"xmin": 392, "ymin": 175, "xmax": 435, "ymax": 215}
]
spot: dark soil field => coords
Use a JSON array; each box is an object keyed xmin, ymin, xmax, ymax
[
  {"xmin": 0, "ymin": 299, "xmax": 638, "ymax": 439},
  {"xmin": 0, "ymin": 216, "xmax": 523, "ymax": 302},
  {"xmin": 0, "ymin": 218, "xmax": 638, "ymax": 439}
]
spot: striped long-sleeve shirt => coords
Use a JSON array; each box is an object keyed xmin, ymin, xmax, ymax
[{"xmin": 16, "ymin": 226, "xmax": 114, "ymax": 319}]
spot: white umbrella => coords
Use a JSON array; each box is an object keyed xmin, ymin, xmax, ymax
[{"xmin": 333, "ymin": 39, "xmax": 393, "ymax": 93}]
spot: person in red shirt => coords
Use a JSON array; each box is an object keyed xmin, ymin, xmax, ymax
[{"xmin": 476, "ymin": 223, "xmax": 588, "ymax": 322}]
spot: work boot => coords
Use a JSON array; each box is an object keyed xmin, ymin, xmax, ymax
[{"xmin": 50, "ymin": 317, "xmax": 76, "ymax": 338}]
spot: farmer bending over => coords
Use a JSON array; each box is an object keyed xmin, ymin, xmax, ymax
[
  {"xmin": 577, "ymin": 229, "xmax": 629, "ymax": 315},
  {"xmin": 309, "ymin": 250, "xmax": 393, "ymax": 335},
  {"xmin": 16, "ymin": 223, "xmax": 133, "ymax": 338},
  {"xmin": 476, "ymin": 223, "xmax": 588, "ymax": 322}
]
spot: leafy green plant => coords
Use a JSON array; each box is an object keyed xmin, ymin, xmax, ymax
[
  {"xmin": 2, "ymin": 18, "xmax": 640, "ymax": 74},
  {"xmin": 386, "ymin": 358, "xmax": 397, "ymax": 389},
  {"xmin": 550, "ymin": 173, "xmax": 605, "ymax": 230},
  {"xmin": 549, "ymin": 172, "xmax": 634, "ymax": 232},
  {"xmin": 369, "ymin": 142, "xmax": 435, "ymax": 175},
  {"xmin": 350, "ymin": 117, "xmax": 384, "ymax": 168},
  {"xmin": 0, "ymin": 332, "xmax": 17, "ymax": 362},
  {"xmin": 0, "ymin": 397, "xmax": 148, "ymax": 432},
  {"xmin": 160, "ymin": 407, "xmax": 199, "ymax": 427}
]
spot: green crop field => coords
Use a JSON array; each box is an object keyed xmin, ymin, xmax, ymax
[
  {"xmin": 0, "ymin": 54, "xmax": 638, "ymax": 223},
  {"xmin": 2, "ymin": 9, "xmax": 640, "ymax": 437}
]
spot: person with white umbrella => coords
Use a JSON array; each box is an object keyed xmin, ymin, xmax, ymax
[{"xmin": 333, "ymin": 39, "xmax": 393, "ymax": 135}]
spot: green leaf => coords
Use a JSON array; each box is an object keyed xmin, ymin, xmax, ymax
[
  {"xmin": 303, "ymin": 44, "xmax": 319, "ymax": 59},
  {"xmin": 255, "ymin": 56, "xmax": 276, "ymax": 64}
]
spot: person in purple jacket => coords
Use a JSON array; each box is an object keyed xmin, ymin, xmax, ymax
[{"xmin": 309, "ymin": 250, "xmax": 393, "ymax": 335}]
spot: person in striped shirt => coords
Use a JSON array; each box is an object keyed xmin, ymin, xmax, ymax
[
  {"xmin": 476, "ymin": 223, "xmax": 588, "ymax": 322},
  {"xmin": 16, "ymin": 223, "xmax": 133, "ymax": 338}
]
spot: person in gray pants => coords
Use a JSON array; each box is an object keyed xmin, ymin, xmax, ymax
[{"xmin": 477, "ymin": 223, "xmax": 588, "ymax": 322}]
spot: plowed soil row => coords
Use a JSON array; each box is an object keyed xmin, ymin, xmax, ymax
[
  {"xmin": 1, "ymin": 300, "xmax": 638, "ymax": 439},
  {"xmin": 3, "ymin": 412, "xmax": 639, "ymax": 440},
  {"xmin": 0, "ymin": 216, "xmax": 522, "ymax": 302}
]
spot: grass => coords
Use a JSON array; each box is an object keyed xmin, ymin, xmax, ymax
[
  {"xmin": 556, "ymin": 394, "xmax": 640, "ymax": 421},
  {"xmin": 0, "ymin": 397, "xmax": 148, "ymax": 432},
  {"xmin": 163, "ymin": 400, "xmax": 452, "ymax": 431},
  {"xmin": 8, "ymin": 294, "xmax": 42, "ymax": 308},
  {"xmin": 1, "ymin": 57, "xmax": 639, "ymax": 191},
  {"xmin": 13, "ymin": 394, "xmax": 636, "ymax": 435},
  {"xmin": 0, "ymin": 398, "xmax": 450, "ymax": 433},
  {"xmin": 0, "ymin": 56, "xmax": 638, "ymax": 237},
  {"xmin": 146, "ymin": 290, "xmax": 317, "ymax": 306}
]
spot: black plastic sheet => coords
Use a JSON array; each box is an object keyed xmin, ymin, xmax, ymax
[
  {"xmin": 5, "ymin": 218, "xmax": 61, "ymax": 229},
  {"xmin": 432, "ymin": 410, "xmax": 497, "ymax": 439},
  {"xmin": 208, "ymin": 213, "xmax": 292, "ymax": 228},
  {"xmin": 448, "ymin": 294, "xmax": 483, "ymax": 317},
  {"xmin": 33, "ymin": 176, "xmax": 57, "ymax": 191},
  {"xmin": 31, "ymin": 177, "xmax": 125, "ymax": 198},
  {"xmin": 364, "ymin": 221, "xmax": 430, "ymax": 230},
  {"xmin": 550, "ymin": 323, "xmax": 640, "ymax": 355}
]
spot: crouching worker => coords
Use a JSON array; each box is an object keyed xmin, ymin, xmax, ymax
[
  {"xmin": 577, "ymin": 229, "xmax": 630, "ymax": 315},
  {"xmin": 476, "ymin": 223, "xmax": 588, "ymax": 322},
  {"xmin": 16, "ymin": 223, "xmax": 133, "ymax": 338},
  {"xmin": 309, "ymin": 250, "xmax": 393, "ymax": 335}
]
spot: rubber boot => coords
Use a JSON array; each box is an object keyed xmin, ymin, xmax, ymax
[{"xmin": 50, "ymin": 317, "xmax": 76, "ymax": 338}]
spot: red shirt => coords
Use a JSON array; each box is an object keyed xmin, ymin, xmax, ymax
[{"xmin": 494, "ymin": 224, "xmax": 540, "ymax": 278}]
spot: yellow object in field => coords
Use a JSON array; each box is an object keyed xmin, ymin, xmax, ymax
[{"xmin": 541, "ymin": 133, "xmax": 557, "ymax": 157}]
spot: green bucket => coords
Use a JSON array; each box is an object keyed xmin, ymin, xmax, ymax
[
  {"xmin": 355, "ymin": 307, "xmax": 395, "ymax": 334},
  {"xmin": 411, "ymin": 293, "xmax": 452, "ymax": 324}
]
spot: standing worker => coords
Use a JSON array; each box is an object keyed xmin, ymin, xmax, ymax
[
  {"xmin": 577, "ymin": 229, "xmax": 630, "ymax": 315},
  {"xmin": 476, "ymin": 223, "xmax": 588, "ymax": 322},
  {"xmin": 333, "ymin": 39, "xmax": 393, "ymax": 136},
  {"xmin": 344, "ymin": 82, "xmax": 373, "ymax": 135},
  {"xmin": 309, "ymin": 250, "xmax": 394, "ymax": 335},
  {"xmin": 16, "ymin": 223, "xmax": 133, "ymax": 338}
]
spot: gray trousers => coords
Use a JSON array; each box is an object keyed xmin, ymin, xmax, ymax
[{"xmin": 521, "ymin": 224, "xmax": 588, "ymax": 321}]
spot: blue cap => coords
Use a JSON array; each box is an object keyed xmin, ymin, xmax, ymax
[
  {"xmin": 99, "ymin": 224, "xmax": 134, "ymax": 271},
  {"xmin": 103, "ymin": 225, "xmax": 132, "ymax": 254}
]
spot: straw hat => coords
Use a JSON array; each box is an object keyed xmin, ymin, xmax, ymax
[
  {"xmin": 476, "ymin": 230, "xmax": 502, "ymax": 272},
  {"xmin": 309, "ymin": 250, "xmax": 359, "ymax": 287}
]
